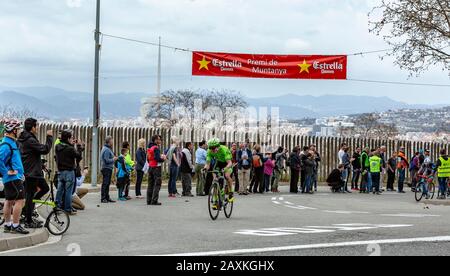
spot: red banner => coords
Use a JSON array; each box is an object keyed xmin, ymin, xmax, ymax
[{"xmin": 192, "ymin": 51, "xmax": 347, "ymax": 80}]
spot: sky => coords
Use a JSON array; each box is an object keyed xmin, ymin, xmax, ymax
[{"xmin": 0, "ymin": 0, "xmax": 449, "ymax": 105}]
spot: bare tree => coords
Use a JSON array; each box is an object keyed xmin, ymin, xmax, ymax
[
  {"xmin": 344, "ymin": 113, "xmax": 399, "ymax": 139},
  {"xmin": 369, "ymin": 0, "xmax": 450, "ymax": 76},
  {"xmin": 141, "ymin": 89, "xmax": 248, "ymax": 129}
]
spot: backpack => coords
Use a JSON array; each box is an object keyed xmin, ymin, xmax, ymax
[
  {"xmin": 252, "ymin": 154, "xmax": 263, "ymax": 168},
  {"xmin": 0, "ymin": 142, "xmax": 14, "ymax": 178}
]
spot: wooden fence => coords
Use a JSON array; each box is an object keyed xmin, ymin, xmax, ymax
[{"xmin": 37, "ymin": 123, "xmax": 449, "ymax": 183}]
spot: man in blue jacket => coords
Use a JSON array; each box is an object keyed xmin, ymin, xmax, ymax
[
  {"xmin": 0, "ymin": 120, "xmax": 29, "ymax": 235},
  {"xmin": 100, "ymin": 136, "xmax": 117, "ymax": 204}
]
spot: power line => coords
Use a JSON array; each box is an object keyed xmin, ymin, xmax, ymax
[
  {"xmin": 100, "ymin": 32, "xmax": 393, "ymax": 56},
  {"xmin": 347, "ymin": 78, "xmax": 450, "ymax": 87},
  {"xmin": 101, "ymin": 33, "xmax": 191, "ymax": 52}
]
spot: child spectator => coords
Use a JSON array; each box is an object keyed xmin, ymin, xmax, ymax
[{"xmin": 116, "ymin": 148, "xmax": 132, "ymax": 201}]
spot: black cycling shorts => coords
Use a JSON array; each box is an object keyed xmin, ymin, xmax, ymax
[{"xmin": 4, "ymin": 180, "xmax": 25, "ymax": 201}]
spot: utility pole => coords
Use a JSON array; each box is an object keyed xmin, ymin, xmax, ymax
[
  {"xmin": 92, "ymin": 0, "xmax": 101, "ymax": 187},
  {"xmin": 156, "ymin": 36, "xmax": 162, "ymax": 127}
]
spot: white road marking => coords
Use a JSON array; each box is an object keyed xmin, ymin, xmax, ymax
[
  {"xmin": 234, "ymin": 223, "xmax": 412, "ymax": 237},
  {"xmin": 272, "ymin": 201, "xmax": 281, "ymax": 205},
  {"xmin": 380, "ymin": 214, "xmax": 441, "ymax": 218},
  {"xmin": 284, "ymin": 205, "xmax": 311, "ymax": 210},
  {"xmin": 324, "ymin": 210, "xmax": 371, "ymax": 214},
  {"xmin": 278, "ymin": 197, "xmax": 284, "ymax": 201},
  {"xmin": 160, "ymin": 236, "xmax": 450, "ymax": 256},
  {"xmin": 284, "ymin": 201, "xmax": 294, "ymax": 205}
]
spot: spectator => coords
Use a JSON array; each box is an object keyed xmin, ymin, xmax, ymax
[
  {"xmin": 303, "ymin": 151, "xmax": 315, "ymax": 194},
  {"xmin": 100, "ymin": 136, "xmax": 117, "ymax": 203},
  {"xmin": 122, "ymin": 142, "xmax": 135, "ymax": 200},
  {"xmin": 397, "ymin": 148, "xmax": 409, "ymax": 193},
  {"xmin": 338, "ymin": 143, "xmax": 347, "ymax": 164},
  {"xmin": 370, "ymin": 151, "xmax": 383, "ymax": 195},
  {"xmin": 135, "ymin": 139, "xmax": 147, "ymax": 199},
  {"xmin": 360, "ymin": 147, "xmax": 370, "ymax": 193},
  {"xmin": 263, "ymin": 152, "xmax": 275, "ymax": 193},
  {"xmin": 195, "ymin": 140, "xmax": 207, "ymax": 196},
  {"xmin": 147, "ymin": 135, "xmax": 166, "ymax": 206},
  {"xmin": 289, "ymin": 146, "xmax": 301, "ymax": 194},
  {"xmin": 0, "ymin": 120, "xmax": 29, "ymax": 235},
  {"xmin": 436, "ymin": 149, "xmax": 449, "ymax": 200},
  {"xmin": 327, "ymin": 164, "xmax": 345, "ymax": 193},
  {"xmin": 299, "ymin": 146, "xmax": 310, "ymax": 192},
  {"xmin": 310, "ymin": 144, "xmax": 321, "ymax": 193},
  {"xmin": 379, "ymin": 146, "xmax": 387, "ymax": 192},
  {"xmin": 17, "ymin": 118, "xmax": 53, "ymax": 229},
  {"xmin": 231, "ymin": 143, "xmax": 240, "ymax": 193},
  {"xmin": 351, "ymin": 147, "xmax": 362, "ymax": 191},
  {"xmin": 55, "ymin": 130, "xmax": 83, "ymax": 215},
  {"xmin": 341, "ymin": 146, "xmax": 351, "ymax": 193},
  {"xmin": 167, "ymin": 136, "xmax": 181, "ymax": 198},
  {"xmin": 180, "ymin": 142, "xmax": 194, "ymax": 197},
  {"xmin": 72, "ymin": 167, "xmax": 89, "ymax": 210},
  {"xmin": 410, "ymin": 151, "xmax": 420, "ymax": 191},
  {"xmin": 251, "ymin": 144, "xmax": 265, "ymax": 193},
  {"xmin": 116, "ymin": 148, "xmax": 132, "ymax": 201},
  {"xmin": 273, "ymin": 147, "xmax": 287, "ymax": 193},
  {"xmin": 387, "ymin": 152, "xmax": 397, "ymax": 192},
  {"xmin": 237, "ymin": 142, "xmax": 252, "ymax": 195}
]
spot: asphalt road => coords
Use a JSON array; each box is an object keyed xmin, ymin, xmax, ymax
[{"xmin": 1, "ymin": 186, "xmax": 449, "ymax": 256}]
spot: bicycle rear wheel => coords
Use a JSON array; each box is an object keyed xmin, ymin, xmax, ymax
[
  {"xmin": 415, "ymin": 184, "xmax": 424, "ymax": 202},
  {"xmin": 45, "ymin": 209, "xmax": 70, "ymax": 236},
  {"xmin": 208, "ymin": 182, "xmax": 221, "ymax": 221}
]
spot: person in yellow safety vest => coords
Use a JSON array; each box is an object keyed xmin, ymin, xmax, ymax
[
  {"xmin": 369, "ymin": 152, "xmax": 383, "ymax": 195},
  {"xmin": 436, "ymin": 149, "xmax": 450, "ymax": 200}
]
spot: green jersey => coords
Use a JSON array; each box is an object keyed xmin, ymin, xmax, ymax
[{"xmin": 206, "ymin": 145, "xmax": 232, "ymax": 163}]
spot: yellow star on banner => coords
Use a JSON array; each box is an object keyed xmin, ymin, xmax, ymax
[
  {"xmin": 197, "ymin": 56, "xmax": 211, "ymax": 71},
  {"xmin": 298, "ymin": 59, "xmax": 312, "ymax": 74}
]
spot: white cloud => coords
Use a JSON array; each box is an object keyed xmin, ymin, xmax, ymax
[{"xmin": 0, "ymin": 0, "xmax": 448, "ymax": 104}]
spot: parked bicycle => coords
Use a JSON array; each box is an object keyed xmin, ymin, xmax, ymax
[{"xmin": 32, "ymin": 164, "xmax": 70, "ymax": 236}]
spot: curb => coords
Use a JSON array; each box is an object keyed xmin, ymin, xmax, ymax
[
  {"xmin": 423, "ymin": 200, "xmax": 450, "ymax": 206},
  {"xmin": 0, "ymin": 228, "xmax": 49, "ymax": 252}
]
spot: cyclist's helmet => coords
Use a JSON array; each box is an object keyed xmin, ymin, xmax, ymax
[
  {"xmin": 207, "ymin": 138, "xmax": 221, "ymax": 149},
  {"xmin": 3, "ymin": 119, "xmax": 22, "ymax": 133}
]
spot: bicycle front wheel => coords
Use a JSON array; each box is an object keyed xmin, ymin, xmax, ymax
[
  {"xmin": 45, "ymin": 209, "xmax": 70, "ymax": 236},
  {"xmin": 428, "ymin": 183, "xmax": 435, "ymax": 200},
  {"xmin": 415, "ymin": 184, "xmax": 423, "ymax": 202},
  {"xmin": 208, "ymin": 182, "xmax": 221, "ymax": 221},
  {"xmin": 0, "ymin": 216, "xmax": 4, "ymax": 226}
]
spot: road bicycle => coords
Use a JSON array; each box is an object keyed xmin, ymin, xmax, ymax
[
  {"xmin": 415, "ymin": 175, "xmax": 435, "ymax": 202},
  {"xmin": 32, "ymin": 165, "xmax": 70, "ymax": 236},
  {"xmin": 206, "ymin": 169, "xmax": 234, "ymax": 221}
]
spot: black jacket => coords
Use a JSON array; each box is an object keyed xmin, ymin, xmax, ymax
[
  {"xmin": 327, "ymin": 169, "xmax": 343, "ymax": 184},
  {"xmin": 55, "ymin": 142, "xmax": 83, "ymax": 172},
  {"xmin": 18, "ymin": 131, "xmax": 53, "ymax": 179},
  {"xmin": 135, "ymin": 148, "xmax": 147, "ymax": 171},
  {"xmin": 289, "ymin": 152, "xmax": 301, "ymax": 171}
]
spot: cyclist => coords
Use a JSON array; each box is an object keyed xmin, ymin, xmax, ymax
[
  {"xmin": 204, "ymin": 138, "xmax": 234, "ymax": 209},
  {"xmin": 417, "ymin": 154, "xmax": 435, "ymax": 200},
  {"xmin": 0, "ymin": 120, "xmax": 29, "ymax": 235}
]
